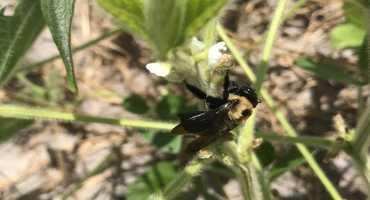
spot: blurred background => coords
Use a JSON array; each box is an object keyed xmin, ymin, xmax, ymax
[{"xmin": 0, "ymin": 0, "xmax": 369, "ymax": 199}]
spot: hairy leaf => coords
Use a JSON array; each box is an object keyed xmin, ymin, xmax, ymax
[
  {"xmin": 156, "ymin": 94, "xmax": 186, "ymax": 120},
  {"xmin": 330, "ymin": 23, "xmax": 366, "ymax": 49},
  {"xmin": 295, "ymin": 57, "xmax": 363, "ymax": 85},
  {"xmin": 122, "ymin": 94, "xmax": 150, "ymax": 114},
  {"xmin": 141, "ymin": 130, "xmax": 181, "ymax": 153},
  {"xmin": 127, "ymin": 162, "xmax": 178, "ymax": 200},
  {"xmin": 98, "ymin": 0, "xmax": 227, "ymax": 58},
  {"xmin": 255, "ymin": 141, "xmax": 276, "ymax": 167},
  {"xmin": 268, "ymin": 149, "xmax": 307, "ymax": 181},
  {"xmin": 143, "ymin": 0, "xmax": 186, "ymax": 58},
  {"xmin": 358, "ymin": 37, "xmax": 370, "ymax": 83},
  {"xmin": 183, "ymin": 0, "xmax": 227, "ymax": 40},
  {"xmin": 0, "ymin": 0, "xmax": 44, "ymax": 85},
  {"xmin": 343, "ymin": 1, "xmax": 366, "ymax": 28},
  {"xmin": 41, "ymin": 0, "xmax": 78, "ymax": 92},
  {"xmin": 97, "ymin": 0, "xmax": 147, "ymax": 39},
  {"xmin": 0, "ymin": 118, "xmax": 33, "ymax": 142}
]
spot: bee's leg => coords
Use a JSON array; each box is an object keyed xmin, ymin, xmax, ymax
[
  {"xmin": 185, "ymin": 82, "xmax": 226, "ymax": 109},
  {"xmin": 185, "ymin": 82, "xmax": 207, "ymax": 100}
]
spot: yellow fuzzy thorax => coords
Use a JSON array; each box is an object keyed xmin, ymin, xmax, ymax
[{"xmin": 227, "ymin": 94, "xmax": 254, "ymax": 121}]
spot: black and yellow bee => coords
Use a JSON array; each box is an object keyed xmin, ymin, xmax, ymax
[{"xmin": 172, "ymin": 74, "xmax": 260, "ymax": 155}]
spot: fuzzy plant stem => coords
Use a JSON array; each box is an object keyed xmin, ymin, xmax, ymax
[
  {"xmin": 351, "ymin": 5, "xmax": 370, "ymax": 193},
  {"xmin": 251, "ymin": 153, "xmax": 272, "ymax": 200},
  {"xmin": 0, "ymin": 103, "xmax": 340, "ymax": 148},
  {"xmin": 222, "ymin": 142, "xmax": 255, "ymax": 200},
  {"xmin": 351, "ymin": 104, "xmax": 370, "ymax": 193},
  {"xmin": 255, "ymin": 132, "xmax": 344, "ymax": 150},
  {"xmin": 353, "ymin": 105, "xmax": 370, "ymax": 160},
  {"xmin": 0, "ymin": 104, "xmax": 175, "ymax": 130},
  {"xmin": 254, "ymin": 0, "xmax": 289, "ymax": 92},
  {"xmin": 217, "ymin": 25, "xmax": 343, "ymax": 200}
]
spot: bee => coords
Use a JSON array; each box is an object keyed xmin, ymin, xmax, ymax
[{"xmin": 172, "ymin": 73, "xmax": 260, "ymax": 156}]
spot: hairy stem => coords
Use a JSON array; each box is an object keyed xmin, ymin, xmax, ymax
[
  {"xmin": 223, "ymin": 142, "xmax": 256, "ymax": 200},
  {"xmin": 217, "ymin": 24, "xmax": 343, "ymax": 200},
  {"xmin": 353, "ymin": 105, "xmax": 370, "ymax": 159},
  {"xmin": 255, "ymin": 132, "xmax": 344, "ymax": 150},
  {"xmin": 0, "ymin": 104, "xmax": 347, "ymax": 150},
  {"xmin": 251, "ymin": 153, "xmax": 272, "ymax": 200},
  {"xmin": 254, "ymin": 0, "xmax": 289, "ymax": 92},
  {"xmin": 0, "ymin": 104, "xmax": 175, "ymax": 130}
]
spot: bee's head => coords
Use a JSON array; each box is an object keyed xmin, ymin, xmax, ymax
[{"xmin": 229, "ymin": 85, "xmax": 260, "ymax": 107}]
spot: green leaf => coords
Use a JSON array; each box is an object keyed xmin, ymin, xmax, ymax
[
  {"xmin": 127, "ymin": 161, "xmax": 178, "ymax": 200},
  {"xmin": 41, "ymin": 0, "xmax": 78, "ymax": 92},
  {"xmin": 141, "ymin": 130, "xmax": 181, "ymax": 153},
  {"xmin": 268, "ymin": 149, "xmax": 307, "ymax": 181},
  {"xmin": 122, "ymin": 94, "xmax": 150, "ymax": 114},
  {"xmin": 358, "ymin": 36, "xmax": 369, "ymax": 83},
  {"xmin": 143, "ymin": 0, "xmax": 228, "ymax": 58},
  {"xmin": 183, "ymin": 0, "xmax": 227, "ymax": 40},
  {"xmin": 330, "ymin": 23, "xmax": 366, "ymax": 49},
  {"xmin": 255, "ymin": 141, "xmax": 276, "ymax": 167},
  {"xmin": 343, "ymin": 1, "xmax": 366, "ymax": 28},
  {"xmin": 156, "ymin": 94, "xmax": 186, "ymax": 120},
  {"xmin": 98, "ymin": 0, "xmax": 227, "ymax": 58},
  {"xmin": 155, "ymin": 94, "xmax": 198, "ymax": 120},
  {"xmin": 295, "ymin": 57, "xmax": 363, "ymax": 85},
  {"xmin": 0, "ymin": 118, "xmax": 33, "ymax": 142},
  {"xmin": 0, "ymin": 0, "xmax": 45, "ymax": 85},
  {"xmin": 97, "ymin": 0, "xmax": 147, "ymax": 40},
  {"xmin": 143, "ymin": 0, "xmax": 186, "ymax": 58}
]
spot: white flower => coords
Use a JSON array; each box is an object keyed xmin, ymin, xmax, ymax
[
  {"xmin": 208, "ymin": 42, "xmax": 229, "ymax": 68},
  {"xmin": 145, "ymin": 62, "xmax": 172, "ymax": 77},
  {"xmin": 190, "ymin": 37, "xmax": 205, "ymax": 53}
]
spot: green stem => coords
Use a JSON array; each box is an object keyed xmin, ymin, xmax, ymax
[
  {"xmin": 0, "ymin": 104, "xmax": 175, "ymax": 130},
  {"xmin": 263, "ymin": 92, "xmax": 343, "ymax": 200},
  {"xmin": 222, "ymin": 142, "xmax": 255, "ymax": 200},
  {"xmin": 0, "ymin": 104, "xmax": 344, "ymax": 150},
  {"xmin": 237, "ymin": 113, "xmax": 256, "ymax": 163},
  {"xmin": 284, "ymin": 0, "xmax": 307, "ymax": 20},
  {"xmin": 349, "ymin": 149, "xmax": 370, "ymax": 194},
  {"xmin": 255, "ymin": 132, "xmax": 344, "ymax": 150},
  {"xmin": 217, "ymin": 25, "xmax": 343, "ymax": 200},
  {"xmin": 353, "ymin": 105, "xmax": 370, "ymax": 161},
  {"xmin": 19, "ymin": 29, "xmax": 121, "ymax": 72},
  {"xmin": 255, "ymin": 0, "xmax": 289, "ymax": 93},
  {"xmin": 233, "ymin": 165, "xmax": 254, "ymax": 200},
  {"xmin": 251, "ymin": 153, "xmax": 272, "ymax": 200},
  {"xmin": 367, "ymin": 7, "xmax": 370, "ymax": 82},
  {"xmin": 357, "ymin": 86, "xmax": 365, "ymax": 118},
  {"xmin": 62, "ymin": 152, "xmax": 117, "ymax": 199}
]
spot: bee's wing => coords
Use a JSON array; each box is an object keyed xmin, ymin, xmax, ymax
[{"xmin": 171, "ymin": 110, "xmax": 216, "ymax": 135}]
